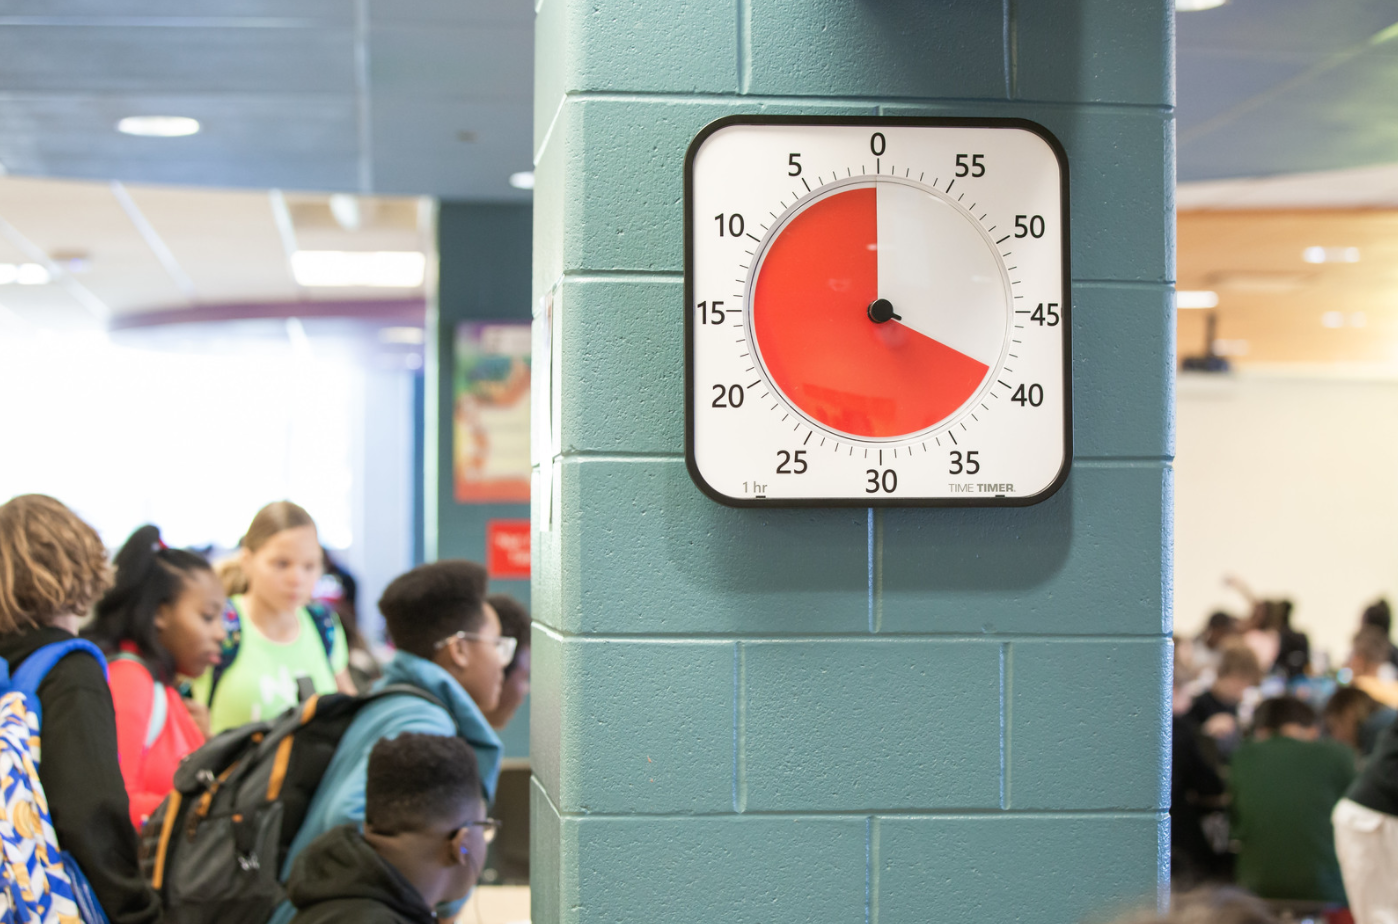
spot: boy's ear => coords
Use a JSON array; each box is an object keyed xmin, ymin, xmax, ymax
[{"xmin": 449, "ymin": 828, "xmax": 472, "ymax": 866}]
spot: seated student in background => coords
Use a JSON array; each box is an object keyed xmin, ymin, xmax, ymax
[
  {"xmin": 1229, "ymin": 696, "xmax": 1354, "ymax": 905},
  {"xmin": 286, "ymin": 733, "xmax": 494, "ymax": 924},
  {"xmin": 1348, "ymin": 625, "xmax": 1398, "ymax": 709},
  {"xmin": 84, "ymin": 524, "xmax": 226, "ymax": 830},
  {"xmin": 1333, "ymin": 699, "xmax": 1398, "ymax": 924},
  {"xmin": 0, "ymin": 495, "xmax": 162, "ymax": 923},
  {"xmin": 482, "ymin": 592, "xmax": 530, "ymax": 730},
  {"xmin": 1170, "ymin": 660, "xmax": 1228, "ymax": 887},
  {"xmin": 1323, "ymin": 686, "xmax": 1397, "ymax": 765},
  {"xmin": 1360, "ymin": 598, "xmax": 1398, "ymax": 669},
  {"xmin": 268, "ymin": 560, "xmax": 505, "ymax": 924},
  {"xmin": 1185, "ymin": 640, "xmax": 1262, "ymax": 761},
  {"xmin": 194, "ymin": 501, "xmax": 355, "ymax": 733}
]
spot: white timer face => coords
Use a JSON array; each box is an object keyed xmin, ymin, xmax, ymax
[{"xmin": 685, "ymin": 117, "xmax": 1071, "ymax": 506}]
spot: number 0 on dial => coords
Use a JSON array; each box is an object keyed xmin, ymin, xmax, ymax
[{"xmin": 685, "ymin": 116, "xmax": 1071, "ymax": 506}]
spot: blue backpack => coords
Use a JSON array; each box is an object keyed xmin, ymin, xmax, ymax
[{"xmin": 0, "ymin": 639, "xmax": 111, "ymax": 924}]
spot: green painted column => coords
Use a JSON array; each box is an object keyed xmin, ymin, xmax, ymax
[
  {"xmin": 532, "ymin": 3, "xmax": 1173, "ymax": 922},
  {"xmin": 428, "ymin": 200, "xmax": 533, "ymax": 757}
]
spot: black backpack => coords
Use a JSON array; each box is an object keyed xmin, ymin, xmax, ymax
[{"xmin": 140, "ymin": 685, "xmax": 442, "ymax": 924}]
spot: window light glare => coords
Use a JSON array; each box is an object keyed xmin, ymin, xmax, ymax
[
  {"xmin": 1176, "ymin": 0, "xmax": 1227, "ymax": 10},
  {"xmin": 0, "ymin": 263, "xmax": 50, "ymax": 286},
  {"xmin": 509, "ymin": 171, "xmax": 535, "ymax": 190},
  {"xmin": 117, "ymin": 116, "xmax": 201, "ymax": 138},
  {"xmin": 291, "ymin": 251, "xmax": 426, "ymax": 288},
  {"xmin": 1176, "ymin": 289, "xmax": 1219, "ymax": 309},
  {"xmin": 1303, "ymin": 246, "xmax": 1360, "ymax": 264}
]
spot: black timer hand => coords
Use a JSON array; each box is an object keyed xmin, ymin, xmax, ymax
[{"xmin": 866, "ymin": 298, "xmax": 902, "ymax": 324}]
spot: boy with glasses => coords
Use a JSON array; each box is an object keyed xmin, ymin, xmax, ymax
[
  {"xmin": 286, "ymin": 734, "xmax": 498, "ymax": 924},
  {"xmin": 268, "ymin": 560, "xmax": 506, "ymax": 924}
]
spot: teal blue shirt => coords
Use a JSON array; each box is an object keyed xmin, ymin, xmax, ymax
[{"xmin": 270, "ymin": 651, "xmax": 503, "ymax": 924}]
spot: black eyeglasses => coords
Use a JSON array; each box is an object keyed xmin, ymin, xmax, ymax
[{"xmin": 455, "ymin": 818, "xmax": 502, "ymax": 845}]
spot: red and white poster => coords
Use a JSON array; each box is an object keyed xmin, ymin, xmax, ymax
[{"xmin": 486, "ymin": 519, "xmax": 531, "ymax": 579}]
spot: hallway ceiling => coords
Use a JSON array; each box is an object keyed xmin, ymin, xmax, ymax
[
  {"xmin": 0, "ymin": 1, "xmax": 533, "ymax": 200},
  {"xmin": 1177, "ymin": 0, "xmax": 1398, "ymax": 184},
  {"xmin": 0, "ymin": 1, "xmax": 1390, "ymax": 199}
]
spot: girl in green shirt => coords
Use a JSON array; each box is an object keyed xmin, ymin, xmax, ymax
[{"xmin": 194, "ymin": 501, "xmax": 353, "ymax": 733}]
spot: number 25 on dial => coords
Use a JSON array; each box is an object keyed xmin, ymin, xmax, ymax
[{"xmin": 685, "ymin": 116, "xmax": 1072, "ymax": 506}]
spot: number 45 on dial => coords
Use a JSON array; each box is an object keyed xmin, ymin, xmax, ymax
[{"xmin": 684, "ymin": 116, "xmax": 1072, "ymax": 507}]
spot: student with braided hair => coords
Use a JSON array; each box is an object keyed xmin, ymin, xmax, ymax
[{"xmin": 84, "ymin": 524, "xmax": 226, "ymax": 830}]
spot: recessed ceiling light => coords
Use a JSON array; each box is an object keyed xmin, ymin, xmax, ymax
[
  {"xmin": 1176, "ymin": 0, "xmax": 1227, "ymax": 10},
  {"xmin": 290, "ymin": 251, "xmax": 426, "ymax": 288},
  {"xmin": 117, "ymin": 116, "xmax": 200, "ymax": 137},
  {"xmin": 1321, "ymin": 311, "xmax": 1345, "ymax": 328},
  {"xmin": 1302, "ymin": 246, "xmax": 1360, "ymax": 264},
  {"xmin": 509, "ymin": 171, "xmax": 535, "ymax": 190},
  {"xmin": 1176, "ymin": 290, "xmax": 1219, "ymax": 309}
]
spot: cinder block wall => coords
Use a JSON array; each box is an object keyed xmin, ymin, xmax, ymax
[{"xmin": 531, "ymin": 3, "xmax": 1174, "ymax": 922}]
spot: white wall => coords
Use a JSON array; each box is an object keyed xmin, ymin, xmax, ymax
[{"xmin": 1175, "ymin": 370, "xmax": 1398, "ymax": 663}]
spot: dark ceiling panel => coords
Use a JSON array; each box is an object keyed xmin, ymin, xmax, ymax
[
  {"xmin": 0, "ymin": 24, "xmax": 355, "ymax": 93},
  {"xmin": 370, "ymin": 23, "xmax": 532, "ymax": 101},
  {"xmin": 0, "ymin": 94, "xmax": 359, "ymax": 191},
  {"xmin": 371, "ymin": 97, "xmax": 531, "ymax": 200}
]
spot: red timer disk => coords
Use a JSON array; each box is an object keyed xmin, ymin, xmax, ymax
[{"xmin": 752, "ymin": 180, "xmax": 1008, "ymax": 440}]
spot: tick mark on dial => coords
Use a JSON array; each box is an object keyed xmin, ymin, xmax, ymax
[
  {"xmin": 866, "ymin": 298, "xmax": 902, "ymax": 324},
  {"xmin": 801, "ymin": 178, "xmax": 810, "ymax": 191},
  {"xmin": 746, "ymin": 233, "xmax": 760, "ymax": 242}
]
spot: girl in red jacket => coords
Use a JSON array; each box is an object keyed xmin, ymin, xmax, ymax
[{"xmin": 85, "ymin": 524, "xmax": 226, "ymax": 830}]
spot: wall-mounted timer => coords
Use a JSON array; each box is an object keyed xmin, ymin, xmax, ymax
[{"xmin": 685, "ymin": 116, "xmax": 1071, "ymax": 507}]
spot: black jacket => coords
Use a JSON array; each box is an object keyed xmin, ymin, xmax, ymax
[
  {"xmin": 287, "ymin": 825, "xmax": 436, "ymax": 924},
  {"xmin": 0, "ymin": 626, "xmax": 162, "ymax": 924},
  {"xmin": 1348, "ymin": 710, "xmax": 1398, "ymax": 817}
]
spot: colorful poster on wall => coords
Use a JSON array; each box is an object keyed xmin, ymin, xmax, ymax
[
  {"xmin": 454, "ymin": 322, "xmax": 531, "ymax": 503},
  {"xmin": 486, "ymin": 519, "xmax": 531, "ymax": 579}
]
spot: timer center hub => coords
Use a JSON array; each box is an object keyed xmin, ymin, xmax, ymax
[{"xmin": 867, "ymin": 297, "xmax": 902, "ymax": 324}]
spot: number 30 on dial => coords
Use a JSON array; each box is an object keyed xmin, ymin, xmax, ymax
[{"xmin": 684, "ymin": 116, "xmax": 1072, "ymax": 507}]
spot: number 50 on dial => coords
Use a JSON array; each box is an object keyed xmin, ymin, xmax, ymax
[{"xmin": 684, "ymin": 116, "xmax": 1072, "ymax": 507}]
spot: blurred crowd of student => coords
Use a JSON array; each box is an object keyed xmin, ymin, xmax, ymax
[
  {"xmin": 0, "ymin": 493, "xmax": 532, "ymax": 924},
  {"xmin": 1172, "ymin": 580, "xmax": 1398, "ymax": 924}
]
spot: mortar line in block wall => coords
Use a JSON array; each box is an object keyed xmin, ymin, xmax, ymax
[{"xmin": 562, "ymin": 90, "xmax": 1174, "ymax": 116}]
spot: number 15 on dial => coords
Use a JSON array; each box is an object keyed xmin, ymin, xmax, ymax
[{"xmin": 684, "ymin": 116, "xmax": 1072, "ymax": 507}]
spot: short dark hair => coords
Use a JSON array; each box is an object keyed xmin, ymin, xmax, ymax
[
  {"xmin": 1324, "ymin": 686, "xmax": 1382, "ymax": 726},
  {"xmin": 365, "ymin": 733, "xmax": 481, "ymax": 836},
  {"xmin": 379, "ymin": 560, "xmax": 487, "ymax": 659},
  {"xmin": 488, "ymin": 593, "xmax": 530, "ymax": 645},
  {"xmin": 1253, "ymin": 696, "xmax": 1317, "ymax": 733}
]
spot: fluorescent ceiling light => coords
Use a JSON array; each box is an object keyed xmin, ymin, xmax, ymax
[
  {"xmin": 1303, "ymin": 246, "xmax": 1360, "ymax": 264},
  {"xmin": 0, "ymin": 264, "xmax": 51, "ymax": 286},
  {"xmin": 1176, "ymin": 0, "xmax": 1226, "ymax": 9},
  {"xmin": 509, "ymin": 171, "xmax": 535, "ymax": 190},
  {"xmin": 291, "ymin": 251, "xmax": 426, "ymax": 288},
  {"xmin": 378, "ymin": 326, "xmax": 425, "ymax": 345},
  {"xmin": 1176, "ymin": 289, "xmax": 1219, "ymax": 309},
  {"xmin": 1321, "ymin": 311, "xmax": 1345, "ymax": 328},
  {"xmin": 117, "ymin": 116, "xmax": 200, "ymax": 137}
]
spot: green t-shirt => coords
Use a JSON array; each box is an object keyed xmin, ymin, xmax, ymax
[
  {"xmin": 1229, "ymin": 735, "xmax": 1356, "ymax": 904},
  {"xmin": 193, "ymin": 596, "xmax": 348, "ymax": 735}
]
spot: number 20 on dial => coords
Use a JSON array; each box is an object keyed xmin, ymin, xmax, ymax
[{"xmin": 685, "ymin": 116, "xmax": 1071, "ymax": 506}]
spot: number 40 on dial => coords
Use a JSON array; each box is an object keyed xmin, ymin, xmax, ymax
[{"xmin": 684, "ymin": 116, "xmax": 1072, "ymax": 507}]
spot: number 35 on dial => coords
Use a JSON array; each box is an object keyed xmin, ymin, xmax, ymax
[{"xmin": 684, "ymin": 116, "xmax": 1072, "ymax": 507}]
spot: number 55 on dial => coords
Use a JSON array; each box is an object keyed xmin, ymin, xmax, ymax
[{"xmin": 684, "ymin": 116, "xmax": 1072, "ymax": 507}]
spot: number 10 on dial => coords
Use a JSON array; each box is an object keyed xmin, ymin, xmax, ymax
[{"xmin": 685, "ymin": 116, "xmax": 1071, "ymax": 506}]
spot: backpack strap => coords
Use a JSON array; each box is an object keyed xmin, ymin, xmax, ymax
[
  {"xmin": 305, "ymin": 602, "xmax": 338, "ymax": 661},
  {"xmin": 11, "ymin": 638, "xmax": 108, "ymax": 727},
  {"xmin": 110, "ymin": 651, "xmax": 168, "ymax": 749}
]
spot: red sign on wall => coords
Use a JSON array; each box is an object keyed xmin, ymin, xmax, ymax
[{"xmin": 486, "ymin": 519, "xmax": 531, "ymax": 580}]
